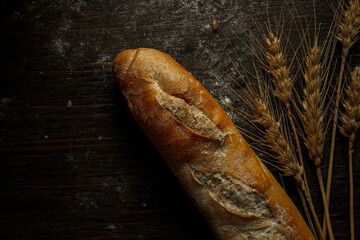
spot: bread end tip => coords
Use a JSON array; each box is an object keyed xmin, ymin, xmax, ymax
[{"xmin": 112, "ymin": 49, "xmax": 137, "ymax": 83}]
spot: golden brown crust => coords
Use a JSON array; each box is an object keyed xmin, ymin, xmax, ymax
[{"xmin": 113, "ymin": 48, "xmax": 314, "ymax": 240}]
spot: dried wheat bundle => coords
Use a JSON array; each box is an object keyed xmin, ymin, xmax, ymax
[
  {"xmin": 224, "ymin": 1, "xmax": 360, "ymax": 239},
  {"xmin": 262, "ymin": 29, "xmax": 331, "ymax": 238}
]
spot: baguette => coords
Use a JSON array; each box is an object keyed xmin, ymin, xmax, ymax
[{"xmin": 113, "ymin": 48, "xmax": 314, "ymax": 240}]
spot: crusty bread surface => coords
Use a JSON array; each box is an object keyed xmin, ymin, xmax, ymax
[{"xmin": 113, "ymin": 48, "xmax": 314, "ymax": 240}]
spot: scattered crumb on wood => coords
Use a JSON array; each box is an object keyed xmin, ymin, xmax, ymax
[
  {"xmin": 67, "ymin": 100, "xmax": 72, "ymax": 109},
  {"xmin": 44, "ymin": 135, "xmax": 48, "ymax": 139},
  {"xmin": 212, "ymin": 17, "xmax": 218, "ymax": 32}
]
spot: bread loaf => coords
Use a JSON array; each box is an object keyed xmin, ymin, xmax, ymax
[{"xmin": 113, "ymin": 48, "xmax": 314, "ymax": 240}]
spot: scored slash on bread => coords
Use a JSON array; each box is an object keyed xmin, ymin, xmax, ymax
[{"xmin": 113, "ymin": 48, "xmax": 314, "ymax": 240}]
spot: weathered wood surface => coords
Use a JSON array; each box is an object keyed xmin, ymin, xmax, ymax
[{"xmin": 0, "ymin": 0, "xmax": 359, "ymax": 239}]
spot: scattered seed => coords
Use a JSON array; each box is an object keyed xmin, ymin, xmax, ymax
[
  {"xmin": 67, "ymin": 100, "xmax": 72, "ymax": 109},
  {"xmin": 212, "ymin": 17, "xmax": 218, "ymax": 32}
]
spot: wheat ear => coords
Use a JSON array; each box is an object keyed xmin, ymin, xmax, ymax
[
  {"xmin": 252, "ymin": 97, "xmax": 324, "ymax": 240},
  {"xmin": 301, "ymin": 45, "xmax": 334, "ymax": 240},
  {"xmin": 340, "ymin": 66, "xmax": 360, "ymax": 240},
  {"xmin": 325, "ymin": 0, "xmax": 360, "ymax": 236},
  {"xmin": 265, "ymin": 32, "xmax": 293, "ymax": 104},
  {"xmin": 253, "ymin": 98, "xmax": 302, "ymax": 180},
  {"xmin": 338, "ymin": 0, "xmax": 360, "ymax": 56}
]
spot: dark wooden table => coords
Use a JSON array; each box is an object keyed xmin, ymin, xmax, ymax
[{"xmin": 1, "ymin": 0, "xmax": 359, "ymax": 239}]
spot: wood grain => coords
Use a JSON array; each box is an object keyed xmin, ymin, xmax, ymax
[{"xmin": 0, "ymin": 0, "xmax": 359, "ymax": 239}]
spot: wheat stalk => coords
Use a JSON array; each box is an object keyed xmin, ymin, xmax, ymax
[
  {"xmin": 325, "ymin": 0, "xmax": 360, "ymax": 236},
  {"xmin": 264, "ymin": 30, "xmax": 308, "ymax": 190},
  {"xmin": 264, "ymin": 30, "xmax": 307, "ymax": 171},
  {"xmin": 340, "ymin": 66, "xmax": 360, "ymax": 240},
  {"xmin": 301, "ymin": 44, "xmax": 334, "ymax": 240}
]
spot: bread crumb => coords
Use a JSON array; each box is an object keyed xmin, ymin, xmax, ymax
[
  {"xmin": 105, "ymin": 224, "xmax": 116, "ymax": 230},
  {"xmin": 67, "ymin": 100, "xmax": 72, "ymax": 109},
  {"xmin": 212, "ymin": 17, "xmax": 218, "ymax": 32},
  {"xmin": 44, "ymin": 135, "xmax": 48, "ymax": 139}
]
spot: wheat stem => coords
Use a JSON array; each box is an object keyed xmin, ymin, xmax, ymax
[
  {"xmin": 285, "ymin": 103, "xmax": 305, "ymax": 174},
  {"xmin": 349, "ymin": 134, "xmax": 355, "ymax": 240},
  {"xmin": 297, "ymin": 185, "xmax": 318, "ymax": 240},
  {"xmin": 301, "ymin": 170, "xmax": 324, "ymax": 240},
  {"xmin": 324, "ymin": 56, "xmax": 346, "ymax": 235},
  {"xmin": 316, "ymin": 167, "xmax": 334, "ymax": 240},
  {"xmin": 296, "ymin": 180, "xmax": 324, "ymax": 240},
  {"xmin": 285, "ymin": 103, "xmax": 315, "ymax": 231}
]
